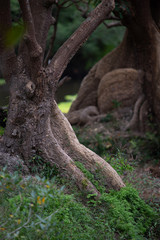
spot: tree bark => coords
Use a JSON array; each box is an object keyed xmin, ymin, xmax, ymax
[{"xmin": 0, "ymin": 0, "xmax": 125, "ymax": 195}]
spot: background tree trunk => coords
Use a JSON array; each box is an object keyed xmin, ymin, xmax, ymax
[{"xmin": 68, "ymin": 0, "xmax": 160, "ymax": 130}]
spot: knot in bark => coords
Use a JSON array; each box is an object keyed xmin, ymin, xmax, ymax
[{"xmin": 25, "ymin": 81, "xmax": 36, "ymax": 98}]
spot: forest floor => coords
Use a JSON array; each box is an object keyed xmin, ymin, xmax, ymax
[{"xmin": 73, "ymin": 107, "xmax": 160, "ymax": 207}]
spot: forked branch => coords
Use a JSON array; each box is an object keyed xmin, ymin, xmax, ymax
[{"xmin": 47, "ymin": 0, "xmax": 115, "ymax": 86}]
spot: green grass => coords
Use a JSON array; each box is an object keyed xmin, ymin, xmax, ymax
[
  {"xmin": 58, "ymin": 94, "xmax": 77, "ymax": 113},
  {"xmin": 58, "ymin": 101, "xmax": 72, "ymax": 113}
]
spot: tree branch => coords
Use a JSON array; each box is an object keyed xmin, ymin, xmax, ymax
[
  {"xmin": 0, "ymin": 0, "xmax": 18, "ymax": 82},
  {"xmin": 47, "ymin": 0, "xmax": 115, "ymax": 87},
  {"xmin": 103, "ymin": 21, "xmax": 122, "ymax": 29},
  {"xmin": 44, "ymin": 6, "xmax": 60, "ymax": 66},
  {"xmin": 18, "ymin": 0, "xmax": 42, "ymax": 59}
]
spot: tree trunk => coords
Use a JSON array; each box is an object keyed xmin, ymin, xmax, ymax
[
  {"xmin": 0, "ymin": 0, "xmax": 125, "ymax": 195},
  {"xmin": 2, "ymin": 70, "xmax": 124, "ymax": 195},
  {"xmin": 68, "ymin": 0, "xmax": 160, "ymax": 131}
]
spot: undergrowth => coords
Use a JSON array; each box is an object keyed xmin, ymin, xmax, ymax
[
  {"xmin": 0, "ymin": 168, "xmax": 159, "ymax": 240},
  {"xmin": 0, "ymin": 123, "xmax": 160, "ymax": 239}
]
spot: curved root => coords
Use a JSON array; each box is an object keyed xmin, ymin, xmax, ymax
[
  {"xmin": 49, "ymin": 101, "xmax": 125, "ymax": 192},
  {"xmin": 67, "ymin": 106, "xmax": 99, "ymax": 125},
  {"xmin": 124, "ymin": 94, "xmax": 145, "ymax": 131},
  {"xmin": 139, "ymin": 100, "xmax": 149, "ymax": 132}
]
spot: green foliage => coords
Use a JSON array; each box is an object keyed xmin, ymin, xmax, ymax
[
  {"xmin": 28, "ymin": 154, "xmax": 59, "ymax": 179},
  {"xmin": 10, "ymin": 0, "xmax": 125, "ymax": 70},
  {"xmin": 0, "ymin": 169, "xmax": 158, "ymax": 240},
  {"xmin": 75, "ymin": 161, "xmax": 106, "ymax": 193},
  {"xmin": 0, "ymin": 169, "xmax": 113, "ymax": 240},
  {"xmin": 98, "ymin": 186, "xmax": 158, "ymax": 239},
  {"xmin": 47, "ymin": 3, "xmax": 125, "ymax": 70},
  {"xmin": 105, "ymin": 151, "xmax": 133, "ymax": 175},
  {"xmin": 0, "ymin": 79, "xmax": 5, "ymax": 86}
]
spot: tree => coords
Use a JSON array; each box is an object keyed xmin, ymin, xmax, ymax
[
  {"xmin": 0, "ymin": 0, "xmax": 125, "ymax": 195},
  {"xmin": 68, "ymin": 0, "xmax": 160, "ymax": 132}
]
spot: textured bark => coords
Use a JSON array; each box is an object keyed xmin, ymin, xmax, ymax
[
  {"xmin": 68, "ymin": 0, "xmax": 160, "ymax": 130},
  {"xmin": 0, "ymin": 0, "xmax": 125, "ymax": 195}
]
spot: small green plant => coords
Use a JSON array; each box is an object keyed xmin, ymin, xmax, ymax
[{"xmin": 112, "ymin": 99, "xmax": 121, "ymax": 108}]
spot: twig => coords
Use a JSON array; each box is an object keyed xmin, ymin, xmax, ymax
[
  {"xmin": 58, "ymin": 76, "xmax": 71, "ymax": 88},
  {"xmin": 103, "ymin": 21, "xmax": 122, "ymax": 28}
]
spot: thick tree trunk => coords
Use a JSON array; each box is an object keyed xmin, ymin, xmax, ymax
[
  {"xmin": 0, "ymin": 0, "xmax": 127, "ymax": 195},
  {"xmin": 68, "ymin": 0, "xmax": 160, "ymax": 130},
  {"xmin": 2, "ymin": 70, "xmax": 124, "ymax": 195}
]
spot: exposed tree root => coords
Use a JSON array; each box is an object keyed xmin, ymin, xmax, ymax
[
  {"xmin": 124, "ymin": 94, "xmax": 145, "ymax": 131},
  {"xmin": 139, "ymin": 100, "xmax": 149, "ymax": 132},
  {"xmin": 46, "ymin": 101, "xmax": 125, "ymax": 194},
  {"xmin": 67, "ymin": 106, "xmax": 107, "ymax": 126},
  {"xmin": 67, "ymin": 106, "xmax": 99, "ymax": 125},
  {"xmin": 124, "ymin": 94, "xmax": 149, "ymax": 132}
]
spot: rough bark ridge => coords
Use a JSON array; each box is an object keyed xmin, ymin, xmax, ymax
[
  {"xmin": 0, "ymin": 0, "xmax": 125, "ymax": 195},
  {"xmin": 68, "ymin": 0, "xmax": 160, "ymax": 132}
]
